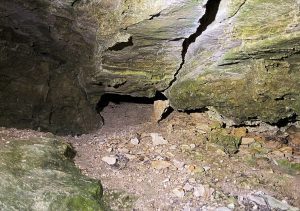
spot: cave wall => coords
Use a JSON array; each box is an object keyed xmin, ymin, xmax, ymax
[
  {"xmin": 0, "ymin": 0, "xmax": 299, "ymax": 133},
  {"xmin": 0, "ymin": 0, "xmax": 102, "ymax": 134},
  {"xmin": 166, "ymin": 0, "xmax": 300, "ymax": 124}
]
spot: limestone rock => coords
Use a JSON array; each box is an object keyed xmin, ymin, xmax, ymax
[
  {"xmin": 0, "ymin": 137, "xmax": 104, "ymax": 210},
  {"xmin": 102, "ymin": 156, "xmax": 118, "ymax": 165},
  {"xmin": 166, "ymin": 0, "xmax": 300, "ymax": 125},
  {"xmin": 1, "ymin": 0, "xmax": 299, "ymax": 133},
  {"xmin": 130, "ymin": 137, "xmax": 140, "ymax": 145},
  {"xmin": 150, "ymin": 133, "xmax": 168, "ymax": 146},
  {"xmin": 153, "ymin": 100, "xmax": 170, "ymax": 122},
  {"xmin": 172, "ymin": 188, "xmax": 185, "ymax": 198},
  {"xmin": 151, "ymin": 160, "xmax": 172, "ymax": 170},
  {"xmin": 193, "ymin": 185, "xmax": 205, "ymax": 198},
  {"xmin": 241, "ymin": 137, "xmax": 256, "ymax": 145}
]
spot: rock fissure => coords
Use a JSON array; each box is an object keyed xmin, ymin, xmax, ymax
[
  {"xmin": 149, "ymin": 12, "xmax": 161, "ymax": 20},
  {"xmin": 164, "ymin": 0, "xmax": 222, "ymax": 91},
  {"xmin": 228, "ymin": 0, "xmax": 247, "ymax": 19}
]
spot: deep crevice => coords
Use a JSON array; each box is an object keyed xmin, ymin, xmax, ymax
[
  {"xmin": 107, "ymin": 36, "xmax": 133, "ymax": 51},
  {"xmin": 165, "ymin": 0, "xmax": 222, "ymax": 90},
  {"xmin": 149, "ymin": 12, "xmax": 161, "ymax": 20},
  {"xmin": 269, "ymin": 114, "xmax": 298, "ymax": 128},
  {"xmin": 71, "ymin": 0, "xmax": 80, "ymax": 7}
]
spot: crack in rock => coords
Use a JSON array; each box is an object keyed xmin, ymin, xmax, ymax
[
  {"xmin": 228, "ymin": 0, "xmax": 247, "ymax": 19},
  {"xmin": 164, "ymin": 0, "xmax": 222, "ymax": 91}
]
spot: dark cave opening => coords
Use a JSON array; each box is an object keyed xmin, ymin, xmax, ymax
[
  {"xmin": 95, "ymin": 92, "xmax": 168, "ymax": 129},
  {"xmin": 96, "ymin": 92, "xmax": 167, "ymax": 113}
]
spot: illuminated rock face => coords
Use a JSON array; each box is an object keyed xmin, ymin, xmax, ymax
[
  {"xmin": 0, "ymin": 0, "xmax": 299, "ymax": 133},
  {"xmin": 166, "ymin": 0, "xmax": 300, "ymax": 125}
]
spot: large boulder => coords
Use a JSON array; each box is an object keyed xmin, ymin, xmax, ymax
[
  {"xmin": 166, "ymin": 0, "xmax": 300, "ymax": 124},
  {"xmin": 0, "ymin": 134, "xmax": 104, "ymax": 210}
]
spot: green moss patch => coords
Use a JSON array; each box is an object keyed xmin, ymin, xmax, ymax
[{"xmin": 0, "ymin": 138, "xmax": 105, "ymax": 210}]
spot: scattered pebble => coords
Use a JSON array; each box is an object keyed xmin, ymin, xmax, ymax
[
  {"xmin": 183, "ymin": 183, "xmax": 194, "ymax": 192},
  {"xmin": 172, "ymin": 159, "xmax": 185, "ymax": 169},
  {"xmin": 130, "ymin": 137, "xmax": 140, "ymax": 145},
  {"xmin": 215, "ymin": 207, "xmax": 232, "ymax": 211},
  {"xmin": 190, "ymin": 144, "xmax": 196, "ymax": 149},
  {"xmin": 118, "ymin": 147, "xmax": 129, "ymax": 153},
  {"xmin": 150, "ymin": 133, "xmax": 168, "ymax": 146},
  {"xmin": 227, "ymin": 203, "xmax": 235, "ymax": 209},
  {"xmin": 170, "ymin": 145, "xmax": 177, "ymax": 150},
  {"xmin": 193, "ymin": 185, "xmax": 205, "ymax": 197},
  {"xmin": 151, "ymin": 160, "xmax": 171, "ymax": 170},
  {"xmin": 102, "ymin": 156, "xmax": 117, "ymax": 165},
  {"xmin": 203, "ymin": 166, "xmax": 211, "ymax": 172},
  {"xmin": 241, "ymin": 137, "xmax": 256, "ymax": 145},
  {"xmin": 173, "ymin": 188, "xmax": 185, "ymax": 198}
]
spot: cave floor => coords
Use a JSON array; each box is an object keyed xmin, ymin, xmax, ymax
[
  {"xmin": 67, "ymin": 102, "xmax": 300, "ymax": 210},
  {"xmin": 1, "ymin": 102, "xmax": 299, "ymax": 210}
]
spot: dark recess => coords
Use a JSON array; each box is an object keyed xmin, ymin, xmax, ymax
[
  {"xmin": 166, "ymin": 0, "xmax": 222, "ymax": 89},
  {"xmin": 149, "ymin": 12, "xmax": 161, "ymax": 20},
  {"xmin": 96, "ymin": 92, "xmax": 167, "ymax": 113},
  {"xmin": 270, "ymin": 114, "xmax": 298, "ymax": 128},
  {"xmin": 108, "ymin": 37, "xmax": 134, "ymax": 51}
]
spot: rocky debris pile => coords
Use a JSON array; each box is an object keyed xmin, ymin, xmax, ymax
[{"xmin": 69, "ymin": 111, "xmax": 300, "ymax": 210}]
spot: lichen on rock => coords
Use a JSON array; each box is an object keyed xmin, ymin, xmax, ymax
[
  {"xmin": 166, "ymin": 0, "xmax": 300, "ymax": 125},
  {"xmin": 0, "ymin": 137, "xmax": 104, "ymax": 210}
]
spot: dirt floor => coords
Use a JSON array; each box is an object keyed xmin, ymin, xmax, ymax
[{"xmin": 1, "ymin": 101, "xmax": 300, "ymax": 210}]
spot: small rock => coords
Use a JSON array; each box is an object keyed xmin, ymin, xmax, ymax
[
  {"xmin": 173, "ymin": 188, "xmax": 185, "ymax": 198},
  {"xmin": 227, "ymin": 203, "xmax": 235, "ymax": 209},
  {"xmin": 215, "ymin": 207, "xmax": 231, "ymax": 211},
  {"xmin": 241, "ymin": 137, "xmax": 256, "ymax": 145},
  {"xmin": 231, "ymin": 127, "xmax": 247, "ymax": 138},
  {"xmin": 118, "ymin": 147, "xmax": 129, "ymax": 153},
  {"xmin": 130, "ymin": 137, "xmax": 140, "ymax": 145},
  {"xmin": 150, "ymin": 133, "xmax": 168, "ymax": 146},
  {"xmin": 102, "ymin": 156, "xmax": 117, "ymax": 165},
  {"xmin": 190, "ymin": 144, "xmax": 196, "ymax": 149},
  {"xmin": 188, "ymin": 178, "xmax": 196, "ymax": 183},
  {"xmin": 153, "ymin": 100, "xmax": 170, "ymax": 122},
  {"xmin": 151, "ymin": 160, "xmax": 171, "ymax": 170},
  {"xmin": 183, "ymin": 183, "xmax": 194, "ymax": 192},
  {"xmin": 170, "ymin": 145, "xmax": 177, "ymax": 150},
  {"xmin": 264, "ymin": 193, "xmax": 299, "ymax": 211},
  {"xmin": 162, "ymin": 178, "xmax": 170, "ymax": 183},
  {"xmin": 186, "ymin": 165, "xmax": 204, "ymax": 174},
  {"xmin": 193, "ymin": 185, "xmax": 205, "ymax": 197},
  {"xmin": 279, "ymin": 146, "xmax": 293, "ymax": 153},
  {"xmin": 203, "ymin": 166, "xmax": 211, "ymax": 172},
  {"xmin": 172, "ymin": 159, "xmax": 185, "ymax": 169},
  {"xmin": 124, "ymin": 154, "xmax": 136, "ymax": 160},
  {"xmin": 247, "ymin": 194, "xmax": 267, "ymax": 206}
]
